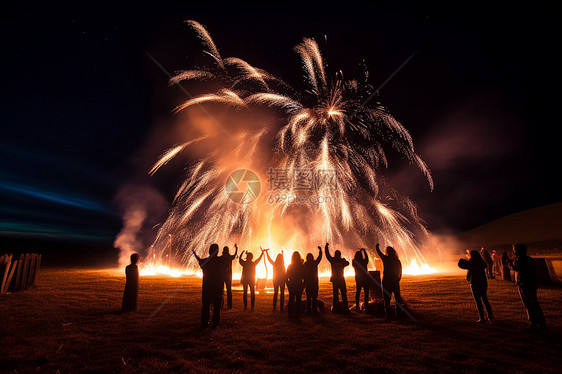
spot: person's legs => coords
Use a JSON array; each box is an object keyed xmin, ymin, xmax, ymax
[
  {"xmin": 273, "ymin": 283, "xmax": 279, "ymax": 310},
  {"xmin": 280, "ymin": 283, "xmax": 285, "ymax": 311},
  {"xmin": 383, "ymin": 287, "xmax": 392, "ymax": 318},
  {"xmin": 332, "ymin": 282, "xmax": 339, "ymax": 307},
  {"xmin": 250, "ymin": 283, "xmax": 256, "ymax": 310},
  {"xmin": 288, "ymin": 289, "xmax": 294, "ymax": 317},
  {"xmin": 519, "ymin": 286, "xmax": 546, "ymax": 328},
  {"xmin": 306, "ymin": 288, "xmax": 312, "ymax": 313},
  {"xmin": 225, "ymin": 277, "xmax": 233, "ymax": 309},
  {"xmin": 394, "ymin": 285, "xmax": 404, "ymax": 319},
  {"xmin": 243, "ymin": 284, "xmax": 248, "ymax": 310},
  {"xmin": 480, "ymin": 284, "xmax": 493, "ymax": 319},
  {"xmin": 363, "ymin": 285, "xmax": 370, "ymax": 309},
  {"xmin": 340, "ymin": 282, "xmax": 348, "ymax": 310},
  {"xmin": 355, "ymin": 283, "xmax": 361, "ymax": 312},
  {"xmin": 471, "ymin": 285, "xmax": 485, "ymax": 320},
  {"xmin": 201, "ymin": 292, "xmax": 211, "ymax": 327},
  {"xmin": 295, "ymin": 288, "xmax": 303, "ymax": 318},
  {"xmin": 212, "ymin": 293, "xmax": 221, "ymax": 327},
  {"xmin": 311, "ymin": 289, "xmax": 318, "ymax": 314}
]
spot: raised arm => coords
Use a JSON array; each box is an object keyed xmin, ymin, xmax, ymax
[
  {"xmin": 361, "ymin": 248, "xmax": 369, "ymax": 263},
  {"xmin": 239, "ymin": 250, "xmax": 246, "ymax": 266},
  {"xmin": 458, "ymin": 258, "xmax": 470, "ymax": 270},
  {"xmin": 375, "ymin": 243, "xmax": 385, "ymax": 259},
  {"xmin": 254, "ymin": 250, "xmax": 264, "ymax": 264},
  {"xmin": 361, "ymin": 248, "xmax": 369, "ymax": 267},
  {"xmin": 315, "ymin": 246, "xmax": 323, "ymax": 265},
  {"xmin": 192, "ymin": 249, "xmax": 202, "ymax": 265},
  {"xmin": 233, "ymin": 244, "xmax": 238, "ymax": 258},
  {"xmin": 324, "ymin": 243, "xmax": 333, "ymax": 261},
  {"xmin": 265, "ymin": 250, "xmax": 275, "ymax": 266}
]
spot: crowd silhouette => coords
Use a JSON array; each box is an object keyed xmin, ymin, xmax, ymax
[{"xmin": 122, "ymin": 241, "xmax": 547, "ymax": 331}]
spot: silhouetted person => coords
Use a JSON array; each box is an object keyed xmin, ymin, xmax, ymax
[
  {"xmin": 122, "ymin": 253, "xmax": 139, "ymax": 312},
  {"xmin": 304, "ymin": 246, "xmax": 322, "ymax": 315},
  {"xmin": 501, "ymin": 250, "xmax": 512, "ymax": 281},
  {"xmin": 286, "ymin": 251, "xmax": 305, "ymax": 318},
  {"xmin": 239, "ymin": 249, "xmax": 264, "ymax": 310},
  {"xmin": 265, "ymin": 249, "xmax": 286, "ymax": 311},
  {"xmin": 491, "ymin": 250, "xmax": 500, "ymax": 277},
  {"xmin": 352, "ymin": 248, "xmax": 370, "ymax": 312},
  {"xmin": 325, "ymin": 243, "xmax": 349, "ymax": 313},
  {"xmin": 508, "ymin": 243, "xmax": 546, "ymax": 330},
  {"xmin": 480, "ymin": 247, "xmax": 494, "ymax": 279},
  {"xmin": 220, "ymin": 244, "xmax": 238, "ymax": 309},
  {"xmin": 375, "ymin": 244, "xmax": 404, "ymax": 319},
  {"xmin": 193, "ymin": 244, "xmax": 226, "ymax": 328},
  {"xmin": 458, "ymin": 249, "xmax": 494, "ymax": 323}
]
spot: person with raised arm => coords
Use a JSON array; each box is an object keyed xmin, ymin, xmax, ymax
[
  {"xmin": 193, "ymin": 244, "xmax": 226, "ymax": 328},
  {"xmin": 264, "ymin": 248, "xmax": 286, "ymax": 311},
  {"xmin": 304, "ymin": 246, "xmax": 323, "ymax": 315},
  {"xmin": 325, "ymin": 242, "xmax": 350, "ymax": 313},
  {"xmin": 458, "ymin": 249, "xmax": 494, "ymax": 323},
  {"xmin": 352, "ymin": 248, "xmax": 370, "ymax": 312},
  {"xmin": 239, "ymin": 248, "xmax": 265, "ymax": 311},
  {"xmin": 220, "ymin": 244, "xmax": 238, "ymax": 310},
  {"xmin": 375, "ymin": 243, "xmax": 405, "ymax": 319}
]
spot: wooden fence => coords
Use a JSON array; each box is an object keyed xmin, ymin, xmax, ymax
[{"xmin": 0, "ymin": 253, "xmax": 41, "ymax": 295}]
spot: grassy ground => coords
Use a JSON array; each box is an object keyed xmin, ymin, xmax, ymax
[{"xmin": 1, "ymin": 268, "xmax": 561, "ymax": 373}]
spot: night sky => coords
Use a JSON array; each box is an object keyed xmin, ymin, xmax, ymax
[{"xmin": 1, "ymin": 1, "xmax": 560, "ymax": 251}]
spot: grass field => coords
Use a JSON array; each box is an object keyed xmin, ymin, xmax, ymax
[{"xmin": 1, "ymin": 268, "xmax": 561, "ymax": 373}]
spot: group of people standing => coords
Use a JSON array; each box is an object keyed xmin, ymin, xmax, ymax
[
  {"xmin": 189, "ymin": 242, "xmax": 404, "ymax": 328},
  {"xmin": 121, "ymin": 240, "xmax": 547, "ymax": 332},
  {"xmin": 458, "ymin": 243, "xmax": 547, "ymax": 331}
]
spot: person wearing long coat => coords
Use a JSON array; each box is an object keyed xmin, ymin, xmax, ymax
[{"xmin": 122, "ymin": 253, "xmax": 139, "ymax": 312}]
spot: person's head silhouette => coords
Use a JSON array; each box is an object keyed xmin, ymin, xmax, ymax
[
  {"xmin": 222, "ymin": 246, "xmax": 229, "ymax": 255},
  {"xmin": 334, "ymin": 250, "xmax": 342, "ymax": 258},
  {"xmin": 469, "ymin": 249, "xmax": 481, "ymax": 260},
  {"xmin": 246, "ymin": 252, "xmax": 254, "ymax": 261},
  {"xmin": 354, "ymin": 250, "xmax": 363, "ymax": 261},
  {"xmin": 291, "ymin": 251, "xmax": 302, "ymax": 264},
  {"xmin": 386, "ymin": 246, "xmax": 398, "ymax": 258},
  {"xmin": 130, "ymin": 253, "xmax": 139, "ymax": 265},
  {"xmin": 209, "ymin": 243, "xmax": 219, "ymax": 256},
  {"xmin": 306, "ymin": 253, "xmax": 314, "ymax": 262},
  {"xmin": 276, "ymin": 253, "xmax": 284, "ymax": 264},
  {"xmin": 513, "ymin": 243, "xmax": 527, "ymax": 256}
]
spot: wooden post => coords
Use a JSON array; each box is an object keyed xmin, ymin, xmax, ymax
[
  {"xmin": 34, "ymin": 255, "xmax": 42, "ymax": 284},
  {"xmin": 7, "ymin": 260, "xmax": 20, "ymax": 293},
  {"xmin": 14, "ymin": 254, "xmax": 24, "ymax": 291},
  {"xmin": 0, "ymin": 254, "xmax": 12, "ymax": 295},
  {"xmin": 3, "ymin": 260, "xmax": 18, "ymax": 294},
  {"xmin": 21, "ymin": 254, "xmax": 31, "ymax": 289},
  {"xmin": 27, "ymin": 254, "xmax": 37, "ymax": 287}
]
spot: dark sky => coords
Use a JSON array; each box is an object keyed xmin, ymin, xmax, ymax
[{"xmin": 1, "ymin": 1, "xmax": 560, "ymax": 247}]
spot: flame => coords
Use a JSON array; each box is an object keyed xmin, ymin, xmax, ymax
[{"xmin": 138, "ymin": 244, "xmax": 438, "ymax": 279}]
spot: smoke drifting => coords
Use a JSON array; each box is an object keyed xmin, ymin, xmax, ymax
[{"xmin": 113, "ymin": 184, "xmax": 169, "ymax": 268}]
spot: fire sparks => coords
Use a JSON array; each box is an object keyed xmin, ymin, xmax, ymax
[{"xmin": 139, "ymin": 20, "xmax": 438, "ymax": 277}]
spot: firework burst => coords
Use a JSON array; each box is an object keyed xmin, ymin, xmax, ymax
[{"xmin": 144, "ymin": 21, "xmax": 436, "ymax": 276}]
